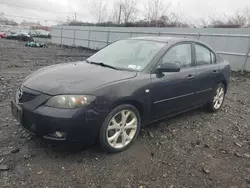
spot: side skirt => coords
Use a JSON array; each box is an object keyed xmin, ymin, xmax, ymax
[{"xmin": 143, "ymin": 103, "xmax": 206, "ymax": 127}]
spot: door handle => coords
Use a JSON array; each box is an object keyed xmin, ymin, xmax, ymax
[
  {"xmin": 186, "ymin": 74, "xmax": 195, "ymax": 80},
  {"xmin": 212, "ymin": 70, "xmax": 219, "ymax": 75}
]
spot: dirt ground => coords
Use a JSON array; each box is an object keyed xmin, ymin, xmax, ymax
[{"xmin": 0, "ymin": 39, "xmax": 250, "ymax": 188}]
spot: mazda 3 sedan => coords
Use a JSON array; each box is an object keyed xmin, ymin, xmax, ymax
[{"xmin": 11, "ymin": 37, "xmax": 231, "ymax": 152}]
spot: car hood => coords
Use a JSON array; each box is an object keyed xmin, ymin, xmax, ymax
[{"xmin": 23, "ymin": 61, "xmax": 137, "ymax": 95}]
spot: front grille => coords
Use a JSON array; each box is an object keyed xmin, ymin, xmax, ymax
[{"xmin": 19, "ymin": 92, "xmax": 38, "ymax": 103}]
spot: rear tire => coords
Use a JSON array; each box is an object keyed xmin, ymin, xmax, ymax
[
  {"xmin": 207, "ymin": 83, "xmax": 225, "ymax": 112},
  {"xmin": 99, "ymin": 104, "xmax": 141, "ymax": 153}
]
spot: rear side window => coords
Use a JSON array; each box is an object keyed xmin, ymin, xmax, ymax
[{"xmin": 195, "ymin": 44, "xmax": 211, "ymax": 65}]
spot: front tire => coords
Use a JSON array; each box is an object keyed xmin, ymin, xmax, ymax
[
  {"xmin": 208, "ymin": 83, "xmax": 225, "ymax": 112},
  {"xmin": 99, "ymin": 104, "xmax": 141, "ymax": 153}
]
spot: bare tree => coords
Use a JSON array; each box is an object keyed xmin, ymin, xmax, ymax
[
  {"xmin": 142, "ymin": 0, "xmax": 190, "ymax": 27},
  {"xmin": 199, "ymin": 17, "xmax": 210, "ymax": 27},
  {"xmin": 208, "ymin": 12, "xmax": 247, "ymax": 28},
  {"xmin": 109, "ymin": 3, "xmax": 121, "ymax": 23},
  {"xmin": 228, "ymin": 12, "xmax": 246, "ymax": 27},
  {"xmin": 143, "ymin": 0, "xmax": 171, "ymax": 22},
  {"xmin": 120, "ymin": 0, "xmax": 138, "ymax": 23},
  {"xmin": 208, "ymin": 14, "xmax": 225, "ymax": 27},
  {"xmin": 91, "ymin": 0, "xmax": 108, "ymax": 23},
  {"xmin": 167, "ymin": 1, "xmax": 189, "ymax": 27},
  {"xmin": 175, "ymin": 0, "xmax": 185, "ymax": 22},
  {"xmin": 244, "ymin": 7, "xmax": 250, "ymax": 27}
]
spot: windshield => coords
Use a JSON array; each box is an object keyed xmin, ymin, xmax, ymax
[{"xmin": 87, "ymin": 39, "xmax": 165, "ymax": 71}]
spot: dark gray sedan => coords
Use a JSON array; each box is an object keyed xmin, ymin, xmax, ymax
[{"xmin": 11, "ymin": 37, "xmax": 231, "ymax": 152}]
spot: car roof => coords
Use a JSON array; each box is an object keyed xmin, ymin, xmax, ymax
[
  {"xmin": 129, "ymin": 36, "xmax": 199, "ymax": 43},
  {"xmin": 128, "ymin": 36, "xmax": 216, "ymax": 53}
]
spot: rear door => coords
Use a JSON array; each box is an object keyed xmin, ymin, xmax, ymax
[
  {"xmin": 193, "ymin": 43, "xmax": 221, "ymax": 104},
  {"xmin": 150, "ymin": 42, "xmax": 198, "ymax": 120}
]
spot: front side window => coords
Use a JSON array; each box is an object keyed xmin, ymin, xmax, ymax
[
  {"xmin": 195, "ymin": 44, "xmax": 211, "ymax": 65},
  {"xmin": 87, "ymin": 39, "xmax": 165, "ymax": 71},
  {"xmin": 162, "ymin": 43, "xmax": 192, "ymax": 68}
]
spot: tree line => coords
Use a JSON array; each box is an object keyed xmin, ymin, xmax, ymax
[{"xmin": 64, "ymin": 0, "xmax": 250, "ymax": 28}]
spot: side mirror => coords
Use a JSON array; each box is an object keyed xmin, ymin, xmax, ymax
[{"xmin": 155, "ymin": 63, "xmax": 180, "ymax": 73}]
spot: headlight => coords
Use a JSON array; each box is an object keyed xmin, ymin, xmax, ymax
[{"xmin": 45, "ymin": 95, "xmax": 96, "ymax": 109}]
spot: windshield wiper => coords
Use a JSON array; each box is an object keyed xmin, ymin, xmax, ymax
[
  {"xmin": 84, "ymin": 59, "xmax": 91, "ymax": 64},
  {"xmin": 89, "ymin": 61, "xmax": 118, "ymax": 70}
]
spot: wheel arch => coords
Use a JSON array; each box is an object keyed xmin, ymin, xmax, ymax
[
  {"xmin": 111, "ymin": 98, "xmax": 150, "ymax": 125},
  {"xmin": 221, "ymin": 79, "xmax": 228, "ymax": 93}
]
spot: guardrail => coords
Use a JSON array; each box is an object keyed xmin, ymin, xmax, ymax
[{"xmin": 52, "ymin": 27, "xmax": 250, "ymax": 71}]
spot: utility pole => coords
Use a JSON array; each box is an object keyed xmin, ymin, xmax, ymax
[
  {"xmin": 74, "ymin": 13, "xmax": 76, "ymax": 22},
  {"xmin": 118, "ymin": 4, "xmax": 122, "ymax": 24}
]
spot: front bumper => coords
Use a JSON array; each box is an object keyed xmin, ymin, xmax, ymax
[{"xmin": 11, "ymin": 99, "xmax": 107, "ymax": 144}]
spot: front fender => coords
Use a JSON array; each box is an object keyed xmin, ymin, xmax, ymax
[{"xmin": 92, "ymin": 73, "xmax": 152, "ymax": 124}]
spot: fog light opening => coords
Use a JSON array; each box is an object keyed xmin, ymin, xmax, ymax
[{"xmin": 54, "ymin": 131, "xmax": 66, "ymax": 138}]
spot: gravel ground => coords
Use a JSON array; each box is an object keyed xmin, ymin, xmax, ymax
[{"xmin": 0, "ymin": 39, "xmax": 250, "ymax": 188}]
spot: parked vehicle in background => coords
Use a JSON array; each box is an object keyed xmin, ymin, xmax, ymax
[
  {"xmin": 11, "ymin": 37, "xmax": 231, "ymax": 153},
  {"xmin": 0, "ymin": 32, "xmax": 7, "ymax": 38},
  {"xmin": 37, "ymin": 31, "xmax": 51, "ymax": 38},
  {"xmin": 28, "ymin": 30, "xmax": 38, "ymax": 37},
  {"xmin": 28, "ymin": 30, "xmax": 51, "ymax": 38},
  {"xmin": 35, "ymin": 30, "xmax": 51, "ymax": 38},
  {"xmin": 5, "ymin": 33, "xmax": 34, "ymax": 42}
]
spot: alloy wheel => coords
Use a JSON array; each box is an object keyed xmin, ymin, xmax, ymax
[
  {"xmin": 213, "ymin": 86, "xmax": 225, "ymax": 110},
  {"xmin": 106, "ymin": 110, "xmax": 138, "ymax": 149}
]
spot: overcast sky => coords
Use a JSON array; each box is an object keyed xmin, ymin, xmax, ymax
[{"xmin": 0, "ymin": 0, "xmax": 250, "ymax": 26}]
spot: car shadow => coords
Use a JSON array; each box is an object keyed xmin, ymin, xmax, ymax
[{"xmin": 27, "ymin": 106, "xmax": 210, "ymax": 158}]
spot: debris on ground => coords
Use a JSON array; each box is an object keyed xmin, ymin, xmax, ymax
[
  {"xmin": 204, "ymin": 144, "xmax": 210, "ymax": 148},
  {"xmin": 150, "ymin": 152, "xmax": 155, "ymax": 157},
  {"xmin": 243, "ymin": 153, "xmax": 250, "ymax": 158},
  {"xmin": 148, "ymin": 131, "xmax": 154, "ymax": 138},
  {"xmin": 202, "ymin": 166, "xmax": 210, "ymax": 174},
  {"xmin": 23, "ymin": 154, "xmax": 32, "ymax": 160},
  {"xmin": 234, "ymin": 142, "xmax": 243, "ymax": 147},
  {"xmin": 0, "ymin": 158, "xmax": 4, "ymax": 164},
  {"xmin": 234, "ymin": 152, "xmax": 242, "ymax": 158},
  {"xmin": 246, "ymin": 178, "xmax": 250, "ymax": 184},
  {"xmin": 0, "ymin": 164, "xmax": 10, "ymax": 171},
  {"xmin": 159, "ymin": 142, "xmax": 164, "ymax": 145},
  {"xmin": 25, "ymin": 42, "xmax": 47, "ymax": 48},
  {"xmin": 220, "ymin": 149, "xmax": 228, "ymax": 154},
  {"xmin": 11, "ymin": 147, "xmax": 20, "ymax": 154}
]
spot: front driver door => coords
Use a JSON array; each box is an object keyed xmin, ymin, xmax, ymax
[{"xmin": 150, "ymin": 42, "xmax": 197, "ymax": 120}]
